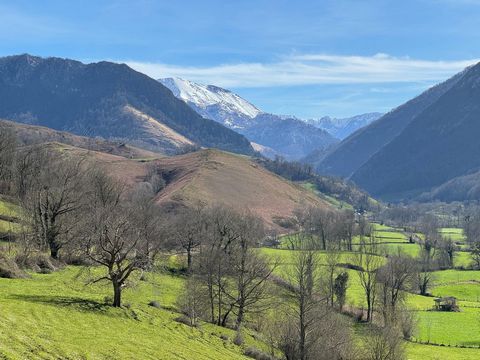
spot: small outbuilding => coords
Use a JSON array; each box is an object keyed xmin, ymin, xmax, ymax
[{"xmin": 433, "ymin": 296, "xmax": 459, "ymax": 312}]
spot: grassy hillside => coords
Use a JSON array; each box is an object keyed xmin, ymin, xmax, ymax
[
  {"xmin": 1, "ymin": 119, "xmax": 161, "ymax": 159},
  {"xmin": 0, "ymin": 267, "xmax": 261, "ymax": 360},
  {"xmin": 153, "ymin": 149, "xmax": 332, "ymax": 230},
  {"xmin": 32, "ymin": 144, "xmax": 337, "ymax": 232}
]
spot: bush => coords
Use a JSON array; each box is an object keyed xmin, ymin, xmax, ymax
[
  {"xmin": 363, "ymin": 326, "xmax": 405, "ymax": 360},
  {"xmin": 104, "ymin": 296, "xmax": 113, "ymax": 305},
  {"xmin": 399, "ymin": 310, "xmax": 417, "ymax": 340},
  {"xmin": 244, "ymin": 347, "xmax": 276, "ymax": 360},
  {"xmin": 233, "ymin": 331, "xmax": 244, "ymax": 346},
  {"xmin": 18, "ymin": 253, "xmax": 62, "ymax": 273},
  {"xmin": 0, "ymin": 255, "xmax": 26, "ymax": 278},
  {"xmin": 148, "ymin": 300, "xmax": 161, "ymax": 308},
  {"xmin": 62, "ymin": 253, "xmax": 91, "ymax": 266},
  {"xmin": 175, "ymin": 315, "xmax": 198, "ymax": 327}
]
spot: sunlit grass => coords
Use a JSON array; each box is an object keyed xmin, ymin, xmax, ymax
[{"xmin": 0, "ymin": 267, "xmax": 258, "ymax": 359}]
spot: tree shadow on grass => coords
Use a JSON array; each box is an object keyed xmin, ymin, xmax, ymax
[
  {"xmin": 9, "ymin": 294, "xmax": 110, "ymax": 313},
  {"xmin": 459, "ymin": 341, "xmax": 480, "ymax": 347}
]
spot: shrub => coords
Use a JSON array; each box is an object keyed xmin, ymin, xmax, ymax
[
  {"xmin": 18, "ymin": 253, "xmax": 61, "ymax": 273},
  {"xmin": 244, "ymin": 347, "xmax": 276, "ymax": 360},
  {"xmin": 233, "ymin": 331, "xmax": 244, "ymax": 346},
  {"xmin": 175, "ymin": 315, "xmax": 197, "ymax": 327},
  {"xmin": 148, "ymin": 300, "xmax": 161, "ymax": 308},
  {"xmin": 104, "ymin": 296, "xmax": 113, "ymax": 305},
  {"xmin": 0, "ymin": 255, "xmax": 26, "ymax": 278},
  {"xmin": 399, "ymin": 310, "xmax": 417, "ymax": 340}
]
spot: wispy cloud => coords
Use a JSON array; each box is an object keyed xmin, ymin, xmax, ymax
[{"xmin": 124, "ymin": 53, "xmax": 479, "ymax": 88}]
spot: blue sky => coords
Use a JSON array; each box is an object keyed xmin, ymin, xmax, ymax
[{"xmin": 1, "ymin": 0, "xmax": 480, "ymax": 118}]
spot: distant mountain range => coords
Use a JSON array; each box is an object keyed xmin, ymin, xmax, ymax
[
  {"xmin": 160, "ymin": 77, "xmax": 341, "ymax": 160},
  {"xmin": 306, "ymin": 113, "xmax": 383, "ymax": 139},
  {"xmin": 315, "ymin": 62, "xmax": 480, "ymax": 201},
  {"xmin": 0, "ymin": 54, "xmax": 254, "ymax": 156}
]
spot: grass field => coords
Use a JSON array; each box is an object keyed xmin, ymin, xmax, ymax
[
  {"xmin": 415, "ymin": 307, "xmax": 480, "ymax": 346},
  {"xmin": 261, "ymin": 229, "xmax": 480, "ymax": 359},
  {"xmin": 0, "ymin": 198, "xmax": 21, "ymax": 234},
  {"xmin": 0, "ymin": 219, "xmax": 21, "ymax": 233},
  {"xmin": 439, "ymin": 228, "xmax": 465, "ymax": 242},
  {"xmin": 406, "ymin": 342, "xmax": 480, "ymax": 360},
  {"xmin": 0, "ymin": 267, "xmax": 261, "ymax": 360},
  {"xmin": 1, "ymin": 215, "xmax": 478, "ymax": 359}
]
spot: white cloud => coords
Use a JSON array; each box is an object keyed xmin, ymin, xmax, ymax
[{"xmin": 124, "ymin": 53, "xmax": 480, "ymax": 88}]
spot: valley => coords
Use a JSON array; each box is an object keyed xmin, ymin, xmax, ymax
[{"xmin": 1, "ymin": 9, "xmax": 480, "ymax": 358}]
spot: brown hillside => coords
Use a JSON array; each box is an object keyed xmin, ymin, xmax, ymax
[
  {"xmin": 152, "ymin": 149, "xmax": 332, "ymax": 229},
  {"xmin": 1, "ymin": 119, "xmax": 161, "ymax": 160},
  {"xmin": 37, "ymin": 143, "xmax": 148, "ymax": 187},
  {"xmin": 35, "ymin": 142, "xmax": 332, "ymax": 230}
]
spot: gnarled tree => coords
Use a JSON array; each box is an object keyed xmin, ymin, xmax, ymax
[{"xmin": 83, "ymin": 170, "xmax": 151, "ymax": 307}]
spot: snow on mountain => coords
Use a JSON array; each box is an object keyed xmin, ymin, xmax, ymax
[
  {"xmin": 307, "ymin": 112, "xmax": 383, "ymax": 139},
  {"xmin": 158, "ymin": 77, "xmax": 381, "ymax": 160},
  {"xmin": 159, "ymin": 77, "xmax": 261, "ymax": 128}
]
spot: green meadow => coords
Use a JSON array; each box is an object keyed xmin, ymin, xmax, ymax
[
  {"xmin": 267, "ymin": 226, "xmax": 480, "ymax": 359},
  {"xmin": 0, "ymin": 267, "xmax": 262, "ymax": 360}
]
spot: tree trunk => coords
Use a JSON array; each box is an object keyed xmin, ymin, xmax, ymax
[
  {"xmin": 221, "ymin": 307, "xmax": 231, "ymax": 327},
  {"xmin": 236, "ymin": 301, "xmax": 245, "ymax": 328},
  {"xmin": 187, "ymin": 248, "xmax": 192, "ymax": 273},
  {"xmin": 321, "ymin": 231, "xmax": 326, "ymax": 250},
  {"xmin": 50, "ymin": 247, "xmax": 59, "ymax": 259},
  {"xmin": 49, "ymin": 240, "xmax": 60, "ymax": 259},
  {"xmin": 113, "ymin": 281, "xmax": 122, "ymax": 307},
  {"xmin": 299, "ymin": 295, "xmax": 306, "ymax": 360},
  {"xmin": 366, "ymin": 291, "xmax": 372, "ymax": 322}
]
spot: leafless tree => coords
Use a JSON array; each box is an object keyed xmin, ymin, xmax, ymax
[
  {"xmin": 223, "ymin": 212, "xmax": 276, "ymax": 328},
  {"xmin": 308, "ymin": 207, "xmax": 335, "ymax": 250},
  {"xmin": 189, "ymin": 207, "xmax": 274, "ymax": 329},
  {"xmin": 323, "ymin": 248, "xmax": 341, "ymax": 307},
  {"xmin": 172, "ymin": 205, "xmax": 206, "ymax": 273},
  {"xmin": 177, "ymin": 274, "xmax": 209, "ymax": 327},
  {"xmin": 437, "ymin": 237, "xmax": 456, "ymax": 269},
  {"xmin": 363, "ymin": 326, "xmax": 405, "ymax": 360},
  {"xmin": 128, "ymin": 185, "xmax": 165, "ymax": 269},
  {"xmin": 194, "ymin": 206, "xmax": 240, "ymax": 326},
  {"xmin": 0, "ymin": 124, "xmax": 16, "ymax": 193},
  {"xmin": 286, "ymin": 250, "xmax": 319, "ymax": 359},
  {"xmin": 353, "ymin": 232, "xmax": 382, "ymax": 322},
  {"xmin": 21, "ymin": 151, "xmax": 87, "ymax": 259},
  {"xmin": 358, "ymin": 215, "xmax": 371, "ymax": 242},
  {"xmin": 280, "ymin": 250, "xmax": 353, "ymax": 360},
  {"xmin": 471, "ymin": 242, "xmax": 480, "ymax": 269},
  {"xmin": 339, "ymin": 210, "xmax": 356, "ymax": 251},
  {"xmin": 376, "ymin": 253, "xmax": 415, "ymax": 325},
  {"xmin": 82, "ymin": 170, "xmax": 150, "ymax": 307}
]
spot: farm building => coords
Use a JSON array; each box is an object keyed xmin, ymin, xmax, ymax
[{"xmin": 434, "ymin": 296, "xmax": 459, "ymax": 312}]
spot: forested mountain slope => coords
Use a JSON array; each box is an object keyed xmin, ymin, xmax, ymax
[{"xmin": 0, "ymin": 55, "xmax": 254, "ymax": 156}]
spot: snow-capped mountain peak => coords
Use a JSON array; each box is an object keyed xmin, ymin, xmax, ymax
[
  {"xmin": 159, "ymin": 78, "xmax": 262, "ymax": 125},
  {"xmin": 306, "ymin": 112, "xmax": 383, "ymax": 139}
]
